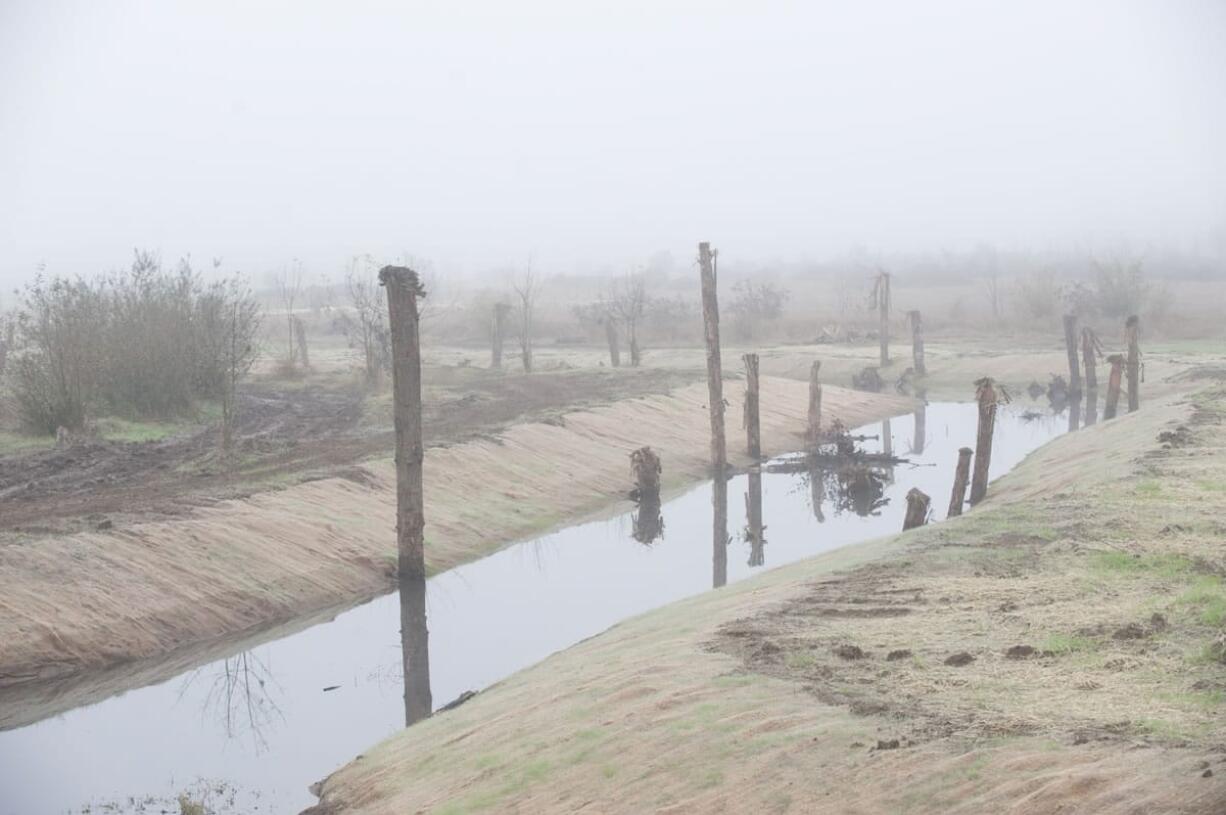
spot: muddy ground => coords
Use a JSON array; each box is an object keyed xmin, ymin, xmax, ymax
[{"xmin": 0, "ymin": 366, "xmax": 696, "ymax": 535}]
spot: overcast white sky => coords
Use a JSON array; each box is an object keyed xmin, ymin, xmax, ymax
[{"xmin": 1, "ymin": 0, "xmax": 1224, "ymax": 285}]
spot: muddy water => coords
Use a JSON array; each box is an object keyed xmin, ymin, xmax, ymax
[{"xmin": 0, "ymin": 403, "xmax": 1065, "ymax": 815}]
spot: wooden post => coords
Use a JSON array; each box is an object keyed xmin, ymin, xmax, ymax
[
  {"xmin": 1063, "ymin": 314, "xmax": 1081, "ymax": 398},
  {"xmin": 969, "ymin": 378, "xmax": 999, "ymax": 506},
  {"xmin": 745, "ymin": 468, "xmax": 764, "ymax": 567},
  {"xmin": 806, "ymin": 360, "xmax": 822, "ymax": 446},
  {"xmin": 293, "ymin": 316, "xmax": 310, "ymax": 370},
  {"xmin": 1068, "ymin": 393, "xmax": 1081, "ymax": 433},
  {"xmin": 713, "ymin": 469, "xmax": 728, "ymax": 588},
  {"xmin": 948, "ymin": 446, "xmax": 972, "ymax": 517},
  {"xmin": 743, "ymin": 352, "xmax": 761, "ymax": 459},
  {"xmin": 903, "ymin": 487, "xmax": 931, "ymax": 531},
  {"xmin": 876, "ymin": 270, "xmax": 890, "ymax": 366},
  {"xmin": 605, "ymin": 319, "xmax": 621, "ymax": 367},
  {"xmin": 699, "ymin": 242, "xmax": 726, "ymax": 473},
  {"xmin": 379, "ymin": 264, "xmax": 431, "ymax": 724},
  {"xmin": 909, "ymin": 310, "xmax": 926, "ymax": 376},
  {"xmin": 1082, "ymin": 328, "xmax": 1099, "ymax": 426},
  {"xmin": 491, "ymin": 302, "xmax": 510, "ymax": 369},
  {"xmin": 630, "ymin": 446, "xmax": 661, "ymax": 498},
  {"xmin": 1125, "ymin": 315, "xmax": 1140, "ymax": 413},
  {"xmin": 1104, "ymin": 354, "xmax": 1125, "ymax": 420}
]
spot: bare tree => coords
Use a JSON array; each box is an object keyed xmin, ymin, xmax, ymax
[
  {"xmin": 511, "ymin": 266, "xmax": 542, "ymax": 373},
  {"xmin": 196, "ymin": 275, "xmax": 261, "ymax": 451},
  {"xmin": 603, "ymin": 272, "xmax": 649, "ymax": 366},
  {"xmin": 339, "ymin": 256, "xmax": 389, "ymax": 389},
  {"xmin": 274, "ymin": 261, "xmax": 304, "ymax": 367}
]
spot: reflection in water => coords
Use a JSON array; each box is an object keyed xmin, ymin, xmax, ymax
[
  {"xmin": 179, "ymin": 651, "xmax": 284, "ymax": 753},
  {"xmin": 1085, "ymin": 391, "xmax": 1098, "ymax": 427},
  {"xmin": 399, "ymin": 572, "xmax": 432, "ymax": 726},
  {"xmin": 713, "ymin": 466, "xmax": 729, "ymax": 588},
  {"xmin": 0, "ymin": 403, "xmax": 1069, "ymax": 815},
  {"xmin": 1068, "ymin": 395, "xmax": 1082, "ymax": 432},
  {"xmin": 881, "ymin": 419, "xmax": 895, "ymax": 484},
  {"xmin": 744, "ymin": 469, "xmax": 765, "ymax": 567},
  {"xmin": 912, "ymin": 396, "xmax": 927, "ymax": 455},
  {"xmin": 632, "ymin": 493, "xmax": 665, "ymax": 544}
]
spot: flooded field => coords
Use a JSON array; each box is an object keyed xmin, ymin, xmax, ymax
[{"xmin": 0, "ymin": 402, "xmax": 1065, "ymax": 815}]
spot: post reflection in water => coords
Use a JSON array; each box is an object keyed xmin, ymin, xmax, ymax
[
  {"xmin": 1068, "ymin": 395, "xmax": 1082, "ymax": 433},
  {"xmin": 632, "ymin": 492, "xmax": 665, "ymax": 544},
  {"xmin": 744, "ymin": 468, "xmax": 765, "ymax": 567},
  {"xmin": 912, "ymin": 394, "xmax": 927, "ymax": 455},
  {"xmin": 712, "ymin": 466, "xmax": 729, "ymax": 588},
  {"xmin": 1085, "ymin": 391, "xmax": 1098, "ymax": 426},
  {"xmin": 399, "ymin": 570, "xmax": 432, "ymax": 726},
  {"xmin": 881, "ymin": 419, "xmax": 895, "ymax": 484}
]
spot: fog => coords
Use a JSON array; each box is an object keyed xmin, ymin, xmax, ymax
[{"xmin": 2, "ymin": 0, "xmax": 1224, "ymax": 285}]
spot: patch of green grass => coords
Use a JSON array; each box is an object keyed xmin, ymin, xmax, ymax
[
  {"xmin": 1176, "ymin": 576, "xmax": 1226, "ymax": 626},
  {"xmin": 1134, "ymin": 480, "xmax": 1163, "ymax": 498},
  {"xmin": 1196, "ymin": 480, "xmax": 1226, "ymax": 493},
  {"xmin": 473, "ymin": 753, "xmax": 502, "ymax": 770},
  {"xmin": 0, "ymin": 430, "xmax": 56, "ymax": 455},
  {"xmin": 784, "ymin": 651, "xmax": 816, "ymax": 670},
  {"xmin": 96, "ymin": 416, "xmax": 190, "ymax": 443},
  {"xmin": 1039, "ymin": 633, "xmax": 1096, "ymax": 655},
  {"xmin": 600, "ymin": 764, "xmax": 618, "ymax": 779},
  {"xmin": 1088, "ymin": 551, "xmax": 1194, "ymax": 579}
]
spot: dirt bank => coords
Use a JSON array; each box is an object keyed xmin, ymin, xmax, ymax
[
  {"xmin": 307, "ymin": 386, "xmax": 1226, "ymax": 814},
  {"xmin": 0, "ymin": 377, "xmax": 911, "ymax": 689}
]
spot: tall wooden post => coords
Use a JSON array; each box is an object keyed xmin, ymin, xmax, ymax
[
  {"xmin": 948, "ymin": 446, "xmax": 972, "ymax": 517},
  {"xmin": 876, "ymin": 271, "xmax": 890, "ymax": 366},
  {"xmin": 1104, "ymin": 354, "xmax": 1125, "ymax": 420},
  {"xmin": 1125, "ymin": 315, "xmax": 1141, "ymax": 413},
  {"xmin": 1082, "ymin": 328, "xmax": 1099, "ymax": 426},
  {"xmin": 605, "ymin": 319, "xmax": 621, "ymax": 367},
  {"xmin": 491, "ymin": 302, "xmax": 510, "ymax": 369},
  {"xmin": 969, "ymin": 378, "xmax": 999, "ymax": 506},
  {"xmin": 1063, "ymin": 314, "xmax": 1081, "ymax": 398},
  {"xmin": 903, "ymin": 488, "xmax": 931, "ymax": 530},
  {"xmin": 807, "ymin": 361, "xmax": 822, "ymax": 445},
  {"xmin": 743, "ymin": 352, "xmax": 761, "ymax": 459},
  {"xmin": 700, "ymin": 241, "xmax": 728, "ymax": 589},
  {"xmin": 380, "ymin": 265, "xmax": 431, "ymax": 724},
  {"xmin": 699, "ymin": 242, "xmax": 726, "ymax": 473},
  {"xmin": 909, "ymin": 310, "xmax": 926, "ymax": 376}
]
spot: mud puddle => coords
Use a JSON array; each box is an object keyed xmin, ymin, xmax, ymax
[{"xmin": 0, "ymin": 402, "xmax": 1064, "ymax": 814}]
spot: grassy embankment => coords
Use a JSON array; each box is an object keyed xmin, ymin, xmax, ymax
[{"xmin": 309, "ymin": 382, "xmax": 1226, "ymax": 815}]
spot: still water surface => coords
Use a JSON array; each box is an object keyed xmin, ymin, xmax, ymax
[{"xmin": 0, "ymin": 402, "xmax": 1065, "ymax": 814}]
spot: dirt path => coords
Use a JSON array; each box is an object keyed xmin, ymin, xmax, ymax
[
  {"xmin": 0, "ymin": 377, "xmax": 909, "ymax": 689},
  {"xmin": 306, "ymin": 385, "xmax": 1226, "ymax": 815}
]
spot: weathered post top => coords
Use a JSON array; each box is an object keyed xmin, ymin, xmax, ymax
[{"xmin": 378, "ymin": 265, "xmax": 427, "ymax": 298}]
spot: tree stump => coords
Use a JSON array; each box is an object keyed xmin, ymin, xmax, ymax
[
  {"xmin": 903, "ymin": 487, "xmax": 931, "ymax": 530},
  {"xmin": 948, "ymin": 446, "xmax": 973, "ymax": 517}
]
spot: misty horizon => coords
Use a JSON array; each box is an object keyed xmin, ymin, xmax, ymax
[{"xmin": 2, "ymin": 0, "xmax": 1224, "ymax": 287}]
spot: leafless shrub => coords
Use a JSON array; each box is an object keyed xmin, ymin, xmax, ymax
[
  {"xmin": 729, "ymin": 279, "xmax": 788, "ymax": 340},
  {"xmin": 1013, "ymin": 269, "xmax": 1060, "ymax": 319},
  {"xmin": 511, "ymin": 266, "xmax": 542, "ymax": 373},
  {"xmin": 336, "ymin": 255, "xmax": 390, "ymax": 389}
]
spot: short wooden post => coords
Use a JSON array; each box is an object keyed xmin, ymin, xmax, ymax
[
  {"xmin": 1082, "ymin": 328, "xmax": 1099, "ymax": 426},
  {"xmin": 491, "ymin": 302, "xmax": 510, "ymax": 369},
  {"xmin": 605, "ymin": 319, "xmax": 621, "ymax": 367},
  {"xmin": 630, "ymin": 446, "xmax": 661, "ymax": 498},
  {"xmin": 380, "ymin": 264, "xmax": 431, "ymax": 724},
  {"xmin": 903, "ymin": 487, "xmax": 931, "ymax": 530},
  {"xmin": 743, "ymin": 352, "xmax": 761, "ymax": 459},
  {"xmin": 1104, "ymin": 354, "xmax": 1125, "ymax": 420},
  {"xmin": 909, "ymin": 310, "xmax": 926, "ymax": 376},
  {"xmin": 806, "ymin": 360, "xmax": 822, "ymax": 445},
  {"xmin": 969, "ymin": 378, "xmax": 999, "ymax": 506},
  {"xmin": 1125, "ymin": 315, "xmax": 1140, "ymax": 413},
  {"xmin": 948, "ymin": 446, "xmax": 972, "ymax": 517},
  {"xmin": 745, "ymin": 469, "xmax": 764, "ymax": 567},
  {"xmin": 1063, "ymin": 314, "xmax": 1081, "ymax": 398}
]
